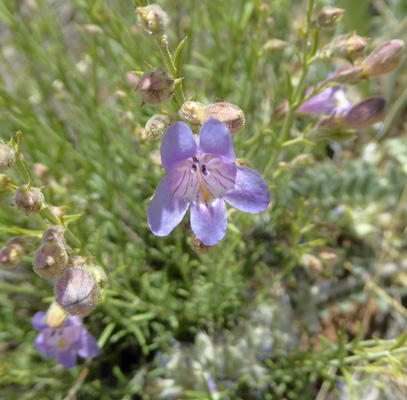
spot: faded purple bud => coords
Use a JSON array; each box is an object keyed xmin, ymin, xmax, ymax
[
  {"xmin": 360, "ymin": 40, "xmax": 405, "ymax": 77},
  {"xmin": 331, "ymin": 65, "xmax": 364, "ymax": 83},
  {"xmin": 203, "ymin": 103, "xmax": 246, "ymax": 135},
  {"xmin": 137, "ymin": 67, "xmax": 174, "ymax": 106},
  {"xmin": 191, "ymin": 235, "xmax": 214, "ymax": 254},
  {"xmin": 136, "ymin": 4, "xmax": 169, "ymax": 38},
  {"xmin": 344, "ymin": 97, "xmax": 386, "ymax": 129},
  {"xmin": 34, "ymin": 163, "xmax": 51, "ymax": 183},
  {"xmin": 263, "ymin": 39, "xmax": 289, "ymax": 52},
  {"xmin": 0, "ymin": 236, "xmax": 34, "ymax": 269},
  {"xmin": 308, "ymin": 115, "xmax": 355, "ymax": 141},
  {"xmin": 126, "ymin": 72, "xmax": 140, "ymax": 89},
  {"xmin": 41, "ymin": 225, "xmax": 67, "ymax": 245},
  {"xmin": 145, "ymin": 114, "xmax": 171, "ymax": 140},
  {"xmin": 331, "ymin": 31, "xmax": 369, "ymax": 63},
  {"xmin": 273, "ymin": 100, "xmax": 289, "ymax": 121},
  {"xmin": 33, "ymin": 240, "xmax": 68, "ymax": 278},
  {"xmin": 316, "ymin": 7, "xmax": 345, "ymax": 30},
  {"xmin": 13, "ymin": 183, "xmax": 44, "ymax": 216},
  {"xmin": 55, "ymin": 268, "xmax": 100, "ymax": 316},
  {"xmin": 301, "ymin": 254, "xmax": 323, "ymax": 279},
  {"xmin": 0, "ymin": 143, "xmax": 16, "ymax": 172},
  {"xmin": 179, "ymin": 101, "xmax": 206, "ymax": 125}
]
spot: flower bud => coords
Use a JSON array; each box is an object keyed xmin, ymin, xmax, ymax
[
  {"xmin": 68, "ymin": 255, "xmax": 90, "ymax": 268},
  {"xmin": 308, "ymin": 115, "xmax": 355, "ymax": 141},
  {"xmin": 81, "ymin": 24, "xmax": 104, "ymax": 36},
  {"xmin": 263, "ymin": 39, "xmax": 289, "ymax": 52},
  {"xmin": 33, "ymin": 240, "xmax": 68, "ymax": 278},
  {"xmin": 331, "ymin": 65, "xmax": 364, "ymax": 83},
  {"xmin": 300, "ymin": 254, "xmax": 323, "ymax": 278},
  {"xmin": 179, "ymin": 101, "xmax": 206, "ymax": 125},
  {"xmin": 55, "ymin": 268, "xmax": 100, "ymax": 316},
  {"xmin": 331, "ymin": 31, "xmax": 369, "ymax": 63},
  {"xmin": 191, "ymin": 235, "xmax": 214, "ymax": 254},
  {"xmin": 41, "ymin": 225, "xmax": 67, "ymax": 245},
  {"xmin": 136, "ymin": 4, "xmax": 169, "ymax": 38},
  {"xmin": 0, "ymin": 174, "xmax": 12, "ymax": 194},
  {"xmin": 0, "ymin": 143, "xmax": 16, "ymax": 172},
  {"xmin": 126, "ymin": 72, "xmax": 139, "ymax": 89},
  {"xmin": 137, "ymin": 67, "xmax": 174, "ymax": 106},
  {"xmin": 203, "ymin": 103, "xmax": 245, "ymax": 135},
  {"xmin": 360, "ymin": 40, "xmax": 405, "ymax": 77},
  {"xmin": 316, "ymin": 7, "xmax": 345, "ymax": 30},
  {"xmin": 344, "ymin": 97, "xmax": 386, "ymax": 129},
  {"xmin": 273, "ymin": 100, "xmax": 289, "ymax": 121},
  {"xmin": 43, "ymin": 301, "xmax": 67, "ymax": 329},
  {"xmin": 13, "ymin": 184, "xmax": 44, "ymax": 216},
  {"xmin": 86, "ymin": 263, "xmax": 108, "ymax": 286},
  {"xmin": 0, "ymin": 236, "xmax": 33, "ymax": 268},
  {"xmin": 145, "ymin": 114, "xmax": 171, "ymax": 140}
]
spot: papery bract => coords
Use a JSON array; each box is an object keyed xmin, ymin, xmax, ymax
[{"xmin": 147, "ymin": 118, "xmax": 270, "ymax": 246}]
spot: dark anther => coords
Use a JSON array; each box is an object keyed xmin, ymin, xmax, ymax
[
  {"xmin": 201, "ymin": 164, "xmax": 208, "ymax": 176},
  {"xmin": 192, "ymin": 156, "xmax": 199, "ymax": 163},
  {"xmin": 191, "ymin": 164, "xmax": 197, "ymax": 172}
]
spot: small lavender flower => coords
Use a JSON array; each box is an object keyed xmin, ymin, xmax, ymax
[
  {"xmin": 147, "ymin": 118, "xmax": 270, "ymax": 246},
  {"xmin": 297, "ymin": 86, "xmax": 352, "ymax": 116},
  {"xmin": 32, "ymin": 311, "xmax": 100, "ymax": 369}
]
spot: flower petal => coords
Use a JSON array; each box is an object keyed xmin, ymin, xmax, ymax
[
  {"xmin": 34, "ymin": 331, "xmax": 55, "ymax": 359},
  {"xmin": 298, "ymin": 87, "xmax": 351, "ymax": 115},
  {"xmin": 56, "ymin": 348, "xmax": 77, "ymax": 369},
  {"xmin": 198, "ymin": 118, "xmax": 235, "ymax": 161},
  {"xmin": 223, "ymin": 166, "xmax": 270, "ymax": 213},
  {"xmin": 161, "ymin": 122, "xmax": 198, "ymax": 171},
  {"xmin": 148, "ymin": 173, "xmax": 189, "ymax": 236},
  {"xmin": 32, "ymin": 312, "xmax": 47, "ymax": 330},
  {"xmin": 190, "ymin": 198, "xmax": 227, "ymax": 246},
  {"xmin": 77, "ymin": 329, "xmax": 101, "ymax": 359}
]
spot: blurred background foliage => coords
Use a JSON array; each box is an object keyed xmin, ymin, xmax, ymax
[{"xmin": 1, "ymin": 0, "xmax": 407, "ymax": 399}]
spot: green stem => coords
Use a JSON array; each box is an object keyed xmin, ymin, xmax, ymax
[{"xmin": 157, "ymin": 34, "xmax": 185, "ymax": 107}]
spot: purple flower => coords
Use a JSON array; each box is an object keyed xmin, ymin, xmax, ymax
[
  {"xmin": 32, "ymin": 312, "xmax": 100, "ymax": 369},
  {"xmin": 298, "ymin": 86, "xmax": 352, "ymax": 116},
  {"xmin": 147, "ymin": 118, "xmax": 270, "ymax": 246}
]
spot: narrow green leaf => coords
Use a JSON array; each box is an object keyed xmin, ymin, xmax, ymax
[
  {"xmin": 62, "ymin": 213, "xmax": 83, "ymax": 225},
  {"xmin": 0, "ymin": 226, "xmax": 43, "ymax": 237},
  {"xmin": 174, "ymin": 36, "xmax": 188, "ymax": 77}
]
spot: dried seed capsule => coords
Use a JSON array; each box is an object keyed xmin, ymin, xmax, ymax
[
  {"xmin": 179, "ymin": 101, "xmax": 206, "ymax": 125},
  {"xmin": 145, "ymin": 114, "xmax": 171, "ymax": 140},
  {"xmin": 316, "ymin": 7, "xmax": 345, "ymax": 30},
  {"xmin": 360, "ymin": 40, "xmax": 405, "ymax": 77},
  {"xmin": 55, "ymin": 268, "xmax": 100, "ymax": 316},
  {"xmin": 137, "ymin": 67, "xmax": 174, "ymax": 106},
  {"xmin": 203, "ymin": 102, "xmax": 245, "ymax": 135},
  {"xmin": 136, "ymin": 4, "xmax": 169, "ymax": 38},
  {"xmin": 0, "ymin": 143, "xmax": 16, "ymax": 172},
  {"xmin": 344, "ymin": 97, "xmax": 386, "ymax": 129},
  {"xmin": 41, "ymin": 225, "xmax": 67, "ymax": 245},
  {"xmin": 0, "ymin": 236, "xmax": 33, "ymax": 269},
  {"xmin": 331, "ymin": 31, "xmax": 369, "ymax": 63},
  {"xmin": 33, "ymin": 240, "xmax": 68, "ymax": 278},
  {"xmin": 13, "ymin": 184, "xmax": 44, "ymax": 216}
]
